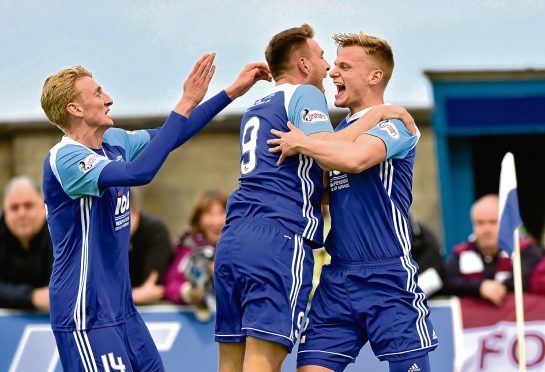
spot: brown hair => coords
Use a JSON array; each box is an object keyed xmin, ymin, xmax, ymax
[
  {"xmin": 333, "ymin": 32, "xmax": 394, "ymax": 86},
  {"xmin": 190, "ymin": 190, "xmax": 228, "ymax": 234},
  {"xmin": 265, "ymin": 24, "xmax": 315, "ymax": 80},
  {"xmin": 41, "ymin": 66, "xmax": 92, "ymax": 131}
]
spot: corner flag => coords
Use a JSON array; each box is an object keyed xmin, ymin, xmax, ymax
[{"xmin": 498, "ymin": 152, "xmax": 522, "ymax": 256}]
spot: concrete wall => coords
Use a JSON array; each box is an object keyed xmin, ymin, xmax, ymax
[{"xmin": 0, "ymin": 110, "xmax": 442, "ymax": 245}]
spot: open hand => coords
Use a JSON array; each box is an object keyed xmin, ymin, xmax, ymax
[{"xmin": 174, "ymin": 53, "xmax": 216, "ymax": 116}]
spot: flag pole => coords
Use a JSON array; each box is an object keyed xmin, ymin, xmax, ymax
[
  {"xmin": 498, "ymin": 152, "xmax": 526, "ymax": 372},
  {"xmin": 512, "ymin": 228, "xmax": 526, "ymax": 372}
]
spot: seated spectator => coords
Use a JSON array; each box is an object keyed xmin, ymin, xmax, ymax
[
  {"xmin": 165, "ymin": 190, "xmax": 227, "ymax": 321},
  {"xmin": 129, "ymin": 190, "xmax": 172, "ymax": 305},
  {"xmin": 445, "ymin": 194, "xmax": 543, "ymax": 305},
  {"xmin": 0, "ymin": 176, "xmax": 52, "ymax": 310},
  {"xmin": 410, "ymin": 214, "xmax": 447, "ymax": 298}
]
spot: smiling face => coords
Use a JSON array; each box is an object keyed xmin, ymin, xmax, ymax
[
  {"xmin": 199, "ymin": 201, "xmax": 226, "ymax": 245},
  {"xmin": 329, "ymin": 45, "xmax": 379, "ymax": 113},
  {"xmin": 72, "ymin": 76, "xmax": 114, "ymax": 128}
]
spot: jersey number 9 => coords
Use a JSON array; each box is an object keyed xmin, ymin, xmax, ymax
[{"xmin": 241, "ymin": 116, "xmax": 260, "ymax": 175}]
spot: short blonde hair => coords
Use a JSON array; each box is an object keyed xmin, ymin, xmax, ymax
[
  {"xmin": 333, "ymin": 32, "xmax": 394, "ymax": 86},
  {"xmin": 265, "ymin": 24, "xmax": 315, "ymax": 80},
  {"xmin": 40, "ymin": 66, "xmax": 92, "ymax": 130}
]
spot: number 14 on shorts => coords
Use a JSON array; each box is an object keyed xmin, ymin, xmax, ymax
[{"xmin": 101, "ymin": 352, "xmax": 126, "ymax": 372}]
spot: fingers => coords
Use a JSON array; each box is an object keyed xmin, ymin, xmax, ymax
[
  {"xmin": 245, "ymin": 62, "xmax": 270, "ymax": 72},
  {"xmin": 277, "ymin": 153, "xmax": 286, "ymax": 165},
  {"xmin": 268, "ymin": 145, "xmax": 281, "ymax": 153},
  {"xmin": 147, "ymin": 271, "xmax": 159, "ymax": 284},
  {"xmin": 206, "ymin": 64, "xmax": 216, "ymax": 84},
  {"xmin": 195, "ymin": 53, "xmax": 215, "ymax": 80},
  {"xmin": 190, "ymin": 53, "xmax": 209, "ymax": 76},
  {"xmin": 287, "ymin": 121, "xmax": 296, "ymax": 130},
  {"xmin": 270, "ymin": 129, "xmax": 284, "ymax": 138}
]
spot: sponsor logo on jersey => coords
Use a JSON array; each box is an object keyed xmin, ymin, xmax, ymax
[
  {"xmin": 78, "ymin": 154, "xmax": 102, "ymax": 173},
  {"xmin": 378, "ymin": 120, "xmax": 400, "ymax": 139},
  {"xmin": 329, "ymin": 170, "xmax": 350, "ymax": 192},
  {"xmin": 114, "ymin": 190, "xmax": 130, "ymax": 231},
  {"xmin": 301, "ymin": 108, "xmax": 328, "ymax": 123}
]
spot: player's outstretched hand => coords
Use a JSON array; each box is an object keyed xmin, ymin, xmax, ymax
[
  {"xmin": 372, "ymin": 105, "xmax": 417, "ymax": 135},
  {"xmin": 225, "ymin": 62, "xmax": 272, "ymax": 100},
  {"xmin": 268, "ymin": 121, "xmax": 305, "ymax": 165},
  {"xmin": 174, "ymin": 53, "xmax": 216, "ymax": 117}
]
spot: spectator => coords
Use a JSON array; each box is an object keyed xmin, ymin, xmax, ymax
[
  {"xmin": 165, "ymin": 190, "xmax": 227, "ymax": 321},
  {"xmin": 0, "ymin": 176, "xmax": 52, "ymax": 310},
  {"xmin": 410, "ymin": 214, "xmax": 447, "ymax": 297},
  {"xmin": 129, "ymin": 189, "xmax": 172, "ymax": 305},
  {"xmin": 445, "ymin": 194, "xmax": 543, "ymax": 305},
  {"xmin": 529, "ymin": 257, "xmax": 545, "ymax": 295}
]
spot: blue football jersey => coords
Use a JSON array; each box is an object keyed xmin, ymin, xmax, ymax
[
  {"xmin": 43, "ymin": 128, "xmax": 150, "ymax": 331},
  {"xmin": 226, "ymin": 84, "xmax": 333, "ymax": 246},
  {"xmin": 325, "ymin": 108, "xmax": 420, "ymax": 261}
]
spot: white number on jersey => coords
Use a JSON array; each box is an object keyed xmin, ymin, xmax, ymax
[
  {"xmin": 240, "ymin": 116, "xmax": 260, "ymax": 175},
  {"xmin": 101, "ymin": 352, "xmax": 126, "ymax": 372}
]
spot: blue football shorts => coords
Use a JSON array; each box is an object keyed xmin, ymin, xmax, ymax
[
  {"xmin": 214, "ymin": 217, "xmax": 314, "ymax": 352},
  {"xmin": 297, "ymin": 256, "xmax": 438, "ymax": 370},
  {"xmin": 53, "ymin": 312, "xmax": 164, "ymax": 372}
]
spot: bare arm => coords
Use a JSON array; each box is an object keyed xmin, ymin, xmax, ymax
[
  {"xmin": 309, "ymin": 104, "xmax": 416, "ymax": 141},
  {"xmin": 269, "ymin": 122, "xmax": 386, "ymax": 173}
]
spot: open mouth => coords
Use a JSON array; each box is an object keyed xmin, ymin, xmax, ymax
[{"xmin": 334, "ymin": 82, "xmax": 346, "ymax": 98}]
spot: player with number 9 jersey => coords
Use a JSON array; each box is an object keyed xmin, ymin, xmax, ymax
[{"xmin": 214, "ymin": 83, "xmax": 333, "ymax": 352}]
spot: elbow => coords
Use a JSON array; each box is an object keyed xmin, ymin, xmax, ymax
[
  {"xmin": 339, "ymin": 156, "xmax": 369, "ymax": 174},
  {"xmin": 141, "ymin": 173, "xmax": 154, "ymax": 185},
  {"xmin": 131, "ymin": 171, "xmax": 155, "ymax": 186}
]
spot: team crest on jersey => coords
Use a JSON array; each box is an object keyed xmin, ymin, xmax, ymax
[
  {"xmin": 378, "ymin": 120, "xmax": 400, "ymax": 139},
  {"xmin": 78, "ymin": 154, "xmax": 102, "ymax": 173},
  {"xmin": 301, "ymin": 108, "xmax": 328, "ymax": 123}
]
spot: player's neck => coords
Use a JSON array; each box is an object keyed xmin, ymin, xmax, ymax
[
  {"xmin": 275, "ymin": 75, "xmax": 304, "ymax": 87},
  {"xmin": 349, "ymin": 95, "xmax": 384, "ymax": 116},
  {"xmin": 65, "ymin": 123, "xmax": 105, "ymax": 149}
]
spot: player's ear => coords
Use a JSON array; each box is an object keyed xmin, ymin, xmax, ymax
[
  {"xmin": 297, "ymin": 57, "xmax": 309, "ymax": 76},
  {"xmin": 368, "ymin": 69, "xmax": 384, "ymax": 87},
  {"xmin": 66, "ymin": 102, "xmax": 84, "ymax": 118}
]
